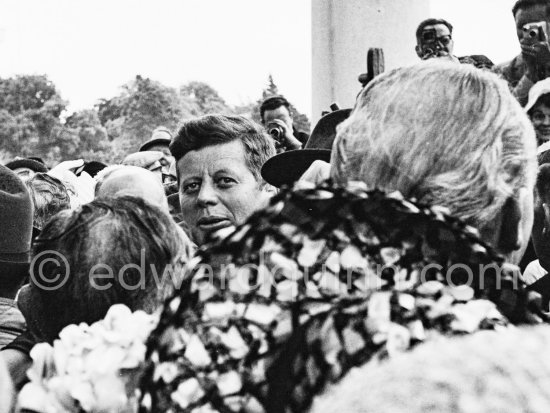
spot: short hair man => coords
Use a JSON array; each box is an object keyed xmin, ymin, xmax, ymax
[
  {"xmin": 170, "ymin": 114, "xmax": 276, "ymax": 245},
  {"xmin": 260, "ymin": 96, "xmax": 309, "ymax": 152},
  {"xmin": 494, "ymin": 0, "xmax": 550, "ymax": 105},
  {"xmin": 415, "ymin": 18, "xmax": 458, "ymax": 61},
  {"xmin": 95, "ymin": 165, "xmax": 169, "ymax": 212}
]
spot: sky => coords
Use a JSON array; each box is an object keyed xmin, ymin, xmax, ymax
[{"xmin": 0, "ymin": 0, "xmax": 525, "ymax": 119}]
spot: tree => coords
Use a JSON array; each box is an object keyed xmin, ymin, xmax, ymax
[
  {"xmin": 262, "ymin": 74, "xmax": 279, "ymax": 99},
  {"xmin": 96, "ymin": 75, "xmax": 195, "ymax": 156},
  {"xmin": 0, "ymin": 74, "xmax": 67, "ymax": 162},
  {"xmin": 250, "ymin": 75, "xmax": 310, "ymax": 133},
  {"xmin": 179, "ymin": 81, "xmax": 232, "ymax": 115}
]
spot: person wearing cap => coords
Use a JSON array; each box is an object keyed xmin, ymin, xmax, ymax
[
  {"xmin": 95, "ymin": 165, "xmax": 170, "ymax": 213},
  {"xmin": 525, "ymin": 77, "xmax": 550, "ymax": 145},
  {"xmin": 4, "ymin": 158, "xmax": 48, "ymax": 182},
  {"xmin": 170, "ymin": 114, "xmax": 276, "ymax": 246},
  {"xmin": 260, "ymin": 96, "xmax": 309, "ymax": 152},
  {"xmin": 0, "ymin": 165, "xmax": 33, "ymax": 349},
  {"xmin": 139, "ymin": 126, "xmax": 175, "ymax": 180}
]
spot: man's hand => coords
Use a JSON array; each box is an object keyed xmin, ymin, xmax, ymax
[
  {"xmin": 521, "ymin": 38, "xmax": 550, "ymax": 80},
  {"xmin": 267, "ymin": 119, "xmax": 302, "ymax": 151}
]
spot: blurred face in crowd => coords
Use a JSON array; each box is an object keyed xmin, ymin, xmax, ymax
[
  {"xmin": 416, "ymin": 24, "xmax": 454, "ymax": 58},
  {"xmin": 177, "ymin": 140, "xmax": 273, "ymax": 245},
  {"xmin": 144, "ymin": 144, "xmax": 175, "ymax": 179},
  {"xmin": 530, "ymin": 102, "xmax": 550, "ymax": 144},
  {"xmin": 263, "ymin": 105, "xmax": 293, "ymax": 130},
  {"xmin": 515, "ymin": 4, "xmax": 549, "ymax": 41}
]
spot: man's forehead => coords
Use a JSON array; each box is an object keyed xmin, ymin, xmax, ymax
[
  {"xmin": 516, "ymin": 4, "xmax": 549, "ymax": 25},
  {"xmin": 177, "ymin": 141, "xmax": 248, "ymax": 175},
  {"xmin": 264, "ymin": 106, "xmax": 291, "ymax": 118},
  {"xmin": 423, "ymin": 24, "xmax": 451, "ymax": 37}
]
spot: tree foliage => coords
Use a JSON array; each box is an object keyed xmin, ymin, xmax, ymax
[{"xmin": 0, "ymin": 73, "xmax": 310, "ymax": 165}]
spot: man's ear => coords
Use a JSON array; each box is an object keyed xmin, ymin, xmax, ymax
[
  {"xmin": 496, "ymin": 196, "xmax": 522, "ymax": 253},
  {"xmin": 415, "ymin": 45, "xmax": 423, "ymax": 59}
]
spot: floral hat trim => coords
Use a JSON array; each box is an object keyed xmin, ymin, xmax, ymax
[{"xmin": 140, "ymin": 181, "xmax": 546, "ymax": 413}]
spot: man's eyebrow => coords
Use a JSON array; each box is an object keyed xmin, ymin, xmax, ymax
[{"xmin": 213, "ymin": 167, "xmax": 237, "ymax": 175}]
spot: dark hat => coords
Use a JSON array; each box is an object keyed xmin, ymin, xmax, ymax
[
  {"xmin": 75, "ymin": 160, "xmax": 108, "ymax": 178},
  {"xmin": 0, "ymin": 165, "xmax": 33, "ymax": 263},
  {"xmin": 261, "ymin": 108, "xmax": 351, "ymax": 187},
  {"xmin": 139, "ymin": 127, "xmax": 172, "ymax": 152},
  {"xmin": 5, "ymin": 158, "xmax": 49, "ymax": 174}
]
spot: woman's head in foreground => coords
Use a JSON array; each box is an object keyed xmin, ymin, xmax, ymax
[
  {"xmin": 332, "ymin": 62, "xmax": 537, "ymax": 263},
  {"xmin": 23, "ymin": 196, "xmax": 192, "ymax": 343}
]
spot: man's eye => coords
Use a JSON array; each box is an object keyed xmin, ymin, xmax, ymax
[
  {"xmin": 217, "ymin": 177, "xmax": 236, "ymax": 187},
  {"xmin": 183, "ymin": 182, "xmax": 200, "ymax": 193}
]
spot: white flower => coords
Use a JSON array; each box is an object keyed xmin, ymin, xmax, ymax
[
  {"xmin": 19, "ymin": 305, "xmax": 157, "ymax": 413},
  {"xmin": 220, "ymin": 326, "xmax": 248, "ymax": 359},
  {"xmin": 153, "ymin": 362, "xmax": 179, "ymax": 384},
  {"xmin": 171, "ymin": 378, "xmax": 205, "ymax": 409},
  {"xmin": 184, "ymin": 335, "xmax": 211, "ymax": 368},
  {"xmin": 216, "ymin": 371, "xmax": 242, "ymax": 396}
]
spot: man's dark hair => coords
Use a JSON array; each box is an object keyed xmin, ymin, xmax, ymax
[
  {"xmin": 415, "ymin": 18, "xmax": 454, "ymax": 41},
  {"xmin": 170, "ymin": 114, "xmax": 275, "ymax": 184},
  {"xmin": 29, "ymin": 196, "xmax": 188, "ymax": 342},
  {"xmin": 512, "ymin": 0, "xmax": 550, "ymax": 17},
  {"xmin": 259, "ymin": 95, "xmax": 291, "ymax": 124}
]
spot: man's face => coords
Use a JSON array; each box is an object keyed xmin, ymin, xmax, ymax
[
  {"xmin": 515, "ymin": 4, "xmax": 549, "ymax": 41},
  {"xmin": 530, "ymin": 102, "xmax": 550, "ymax": 144},
  {"xmin": 177, "ymin": 140, "xmax": 272, "ymax": 245},
  {"xmin": 144, "ymin": 144, "xmax": 175, "ymax": 178},
  {"xmin": 263, "ymin": 105, "xmax": 293, "ymax": 129},
  {"xmin": 416, "ymin": 24, "xmax": 454, "ymax": 58}
]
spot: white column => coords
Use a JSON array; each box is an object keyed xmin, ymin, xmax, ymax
[{"xmin": 312, "ymin": 0, "xmax": 431, "ymax": 123}]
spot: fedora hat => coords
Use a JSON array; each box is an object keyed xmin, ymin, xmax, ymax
[
  {"xmin": 139, "ymin": 127, "xmax": 172, "ymax": 152},
  {"xmin": 0, "ymin": 165, "xmax": 33, "ymax": 263},
  {"xmin": 261, "ymin": 108, "xmax": 351, "ymax": 187}
]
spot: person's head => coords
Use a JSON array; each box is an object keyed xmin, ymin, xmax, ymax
[
  {"xmin": 529, "ymin": 95, "xmax": 550, "ymax": 145},
  {"xmin": 532, "ymin": 163, "xmax": 550, "ymax": 268},
  {"xmin": 332, "ymin": 62, "xmax": 537, "ymax": 264},
  {"xmin": 415, "ymin": 18, "xmax": 454, "ymax": 59},
  {"xmin": 0, "ymin": 165, "xmax": 33, "ymax": 297},
  {"xmin": 95, "ymin": 165, "xmax": 169, "ymax": 212},
  {"xmin": 311, "ymin": 326, "xmax": 550, "ymax": 413},
  {"xmin": 513, "ymin": 0, "xmax": 550, "ymax": 41},
  {"xmin": 25, "ymin": 173, "xmax": 71, "ymax": 231},
  {"xmin": 22, "ymin": 196, "xmax": 191, "ymax": 343},
  {"xmin": 260, "ymin": 95, "xmax": 293, "ymax": 129},
  {"xmin": 139, "ymin": 126, "xmax": 174, "ymax": 168},
  {"xmin": 526, "ymin": 79, "xmax": 550, "ymax": 146},
  {"xmin": 170, "ymin": 114, "xmax": 276, "ymax": 245}
]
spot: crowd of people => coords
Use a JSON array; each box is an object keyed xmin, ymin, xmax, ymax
[{"xmin": 4, "ymin": 1, "xmax": 550, "ymax": 412}]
